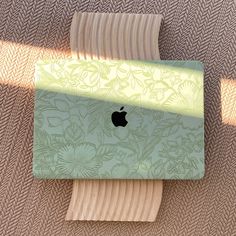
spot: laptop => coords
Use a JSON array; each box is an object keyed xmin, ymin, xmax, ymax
[{"xmin": 33, "ymin": 59, "xmax": 204, "ymax": 179}]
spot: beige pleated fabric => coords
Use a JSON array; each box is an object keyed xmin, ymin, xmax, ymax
[
  {"xmin": 67, "ymin": 12, "xmax": 163, "ymax": 222},
  {"xmin": 70, "ymin": 12, "xmax": 162, "ymax": 60}
]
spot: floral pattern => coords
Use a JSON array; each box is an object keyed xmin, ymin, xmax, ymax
[
  {"xmin": 33, "ymin": 60, "xmax": 204, "ymax": 179},
  {"xmin": 57, "ymin": 144, "xmax": 100, "ymax": 178}
]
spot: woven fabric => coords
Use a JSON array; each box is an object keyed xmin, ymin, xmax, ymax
[{"xmin": 0, "ymin": 0, "xmax": 236, "ymax": 235}]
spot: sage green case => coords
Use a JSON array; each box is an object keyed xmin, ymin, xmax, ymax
[{"xmin": 33, "ymin": 60, "xmax": 204, "ymax": 179}]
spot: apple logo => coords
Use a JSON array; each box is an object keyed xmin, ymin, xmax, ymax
[{"xmin": 111, "ymin": 106, "xmax": 128, "ymax": 127}]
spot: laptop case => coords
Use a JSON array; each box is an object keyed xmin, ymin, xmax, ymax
[{"xmin": 33, "ymin": 60, "xmax": 204, "ymax": 179}]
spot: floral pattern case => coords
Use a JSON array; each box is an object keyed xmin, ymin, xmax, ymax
[{"xmin": 33, "ymin": 60, "xmax": 204, "ymax": 179}]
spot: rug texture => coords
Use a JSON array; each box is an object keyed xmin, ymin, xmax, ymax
[{"xmin": 0, "ymin": 0, "xmax": 236, "ymax": 235}]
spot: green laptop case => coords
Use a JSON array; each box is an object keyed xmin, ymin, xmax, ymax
[{"xmin": 33, "ymin": 60, "xmax": 204, "ymax": 179}]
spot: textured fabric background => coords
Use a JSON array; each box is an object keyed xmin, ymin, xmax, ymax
[{"xmin": 0, "ymin": 0, "xmax": 236, "ymax": 235}]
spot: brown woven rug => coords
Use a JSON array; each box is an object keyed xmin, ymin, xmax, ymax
[{"xmin": 0, "ymin": 0, "xmax": 236, "ymax": 235}]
